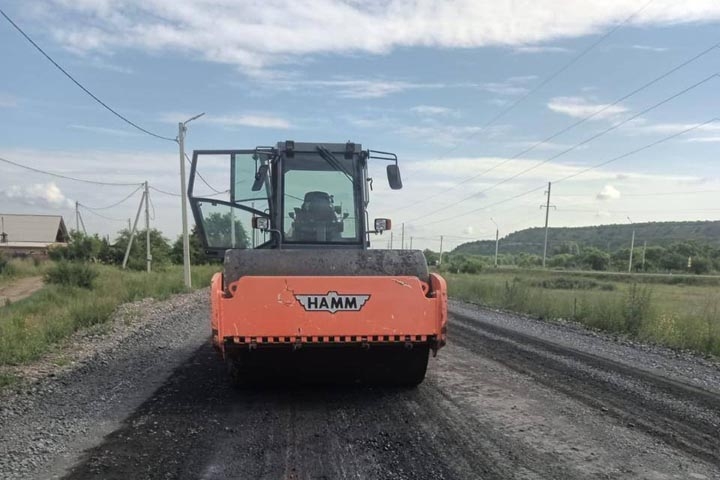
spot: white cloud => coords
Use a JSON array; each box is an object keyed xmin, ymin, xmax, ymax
[
  {"xmin": 208, "ymin": 114, "xmax": 292, "ymax": 129},
  {"xmin": 68, "ymin": 124, "xmax": 137, "ymax": 136},
  {"xmin": 1, "ymin": 182, "xmax": 74, "ymax": 209},
  {"xmin": 513, "ymin": 45, "xmax": 571, "ymax": 54},
  {"xmin": 631, "ymin": 44, "xmax": 668, "ymax": 52},
  {"xmin": 410, "ymin": 105, "xmax": 455, "ymax": 116},
  {"xmin": 397, "ymin": 124, "xmax": 511, "ymax": 146},
  {"xmin": 405, "ymin": 156, "xmax": 702, "ymax": 184},
  {"xmin": 40, "ymin": 0, "xmax": 720, "ymax": 73},
  {"xmin": 631, "ymin": 122, "xmax": 720, "ymax": 135},
  {"xmin": 160, "ymin": 112, "xmax": 292, "ymax": 129},
  {"xmin": 547, "ymin": 96, "xmax": 628, "ymax": 119},
  {"xmin": 0, "ymin": 94, "xmax": 18, "ymax": 108},
  {"xmin": 686, "ymin": 136, "xmax": 720, "ymax": 143},
  {"xmin": 596, "ymin": 184, "xmax": 621, "ymax": 201}
]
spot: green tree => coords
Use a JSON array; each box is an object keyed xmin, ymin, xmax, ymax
[
  {"xmin": 579, "ymin": 247, "xmax": 610, "ymax": 271},
  {"xmin": 203, "ymin": 212, "xmax": 249, "ymax": 249},
  {"xmin": 113, "ymin": 228, "xmax": 172, "ymax": 270},
  {"xmin": 171, "ymin": 225, "xmax": 212, "ymax": 265},
  {"xmin": 423, "ymin": 249, "xmax": 439, "ymax": 266}
]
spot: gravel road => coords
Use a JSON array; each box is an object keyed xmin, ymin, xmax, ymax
[{"xmin": 2, "ymin": 294, "xmax": 719, "ymax": 479}]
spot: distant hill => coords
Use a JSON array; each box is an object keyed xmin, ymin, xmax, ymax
[{"xmin": 453, "ymin": 220, "xmax": 720, "ymax": 256}]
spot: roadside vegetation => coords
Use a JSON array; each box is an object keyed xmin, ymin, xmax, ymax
[
  {"xmin": 1, "ymin": 230, "xmax": 220, "ymax": 369},
  {"xmin": 445, "ymin": 268, "xmax": 720, "ymax": 357}
]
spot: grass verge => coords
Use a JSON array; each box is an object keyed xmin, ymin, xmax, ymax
[
  {"xmin": 446, "ymin": 270, "xmax": 720, "ymax": 357},
  {"xmin": 0, "ymin": 263, "xmax": 219, "ymax": 366}
]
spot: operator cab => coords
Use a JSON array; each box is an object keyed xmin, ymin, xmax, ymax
[{"xmin": 188, "ymin": 141, "xmax": 401, "ymax": 258}]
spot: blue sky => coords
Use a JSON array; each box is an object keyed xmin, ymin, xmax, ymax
[{"xmin": 1, "ymin": 0, "xmax": 719, "ymax": 250}]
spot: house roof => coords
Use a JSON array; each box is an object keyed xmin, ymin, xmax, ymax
[{"xmin": 0, "ymin": 214, "xmax": 69, "ymax": 245}]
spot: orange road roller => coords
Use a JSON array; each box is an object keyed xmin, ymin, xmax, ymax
[{"xmin": 188, "ymin": 141, "xmax": 447, "ymax": 385}]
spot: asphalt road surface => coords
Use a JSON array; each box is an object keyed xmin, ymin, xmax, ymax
[{"xmin": 56, "ymin": 301, "xmax": 720, "ymax": 480}]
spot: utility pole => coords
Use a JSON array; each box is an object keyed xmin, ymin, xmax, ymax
[
  {"xmin": 123, "ymin": 189, "xmax": 146, "ymax": 270},
  {"xmin": 627, "ymin": 216, "xmax": 635, "ymax": 273},
  {"xmin": 144, "ymin": 181, "xmax": 151, "ymax": 273},
  {"xmin": 409, "ymin": 236, "xmax": 413, "ymax": 250},
  {"xmin": 439, "ymin": 235, "xmax": 444, "ymax": 265},
  {"xmin": 641, "ymin": 240, "xmax": 647, "ymax": 272},
  {"xmin": 390, "ymin": 231, "xmax": 394, "ymax": 249},
  {"xmin": 179, "ymin": 113, "xmax": 205, "ymax": 288},
  {"xmin": 491, "ymin": 217, "xmax": 499, "ymax": 268},
  {"xmin": 75, "ymin": 201, "xmax": 80, "ymax": 233},
  {"xmin": 127, "ymin": 218, "xmax": 131, "ymax": 232},
  {"xmin": 540, "ymin": 182, "xmax": 555, "ymax": 268},
  {"xmin": 401, "ymin": 222, "xmax": 405, "ymax": 250}
]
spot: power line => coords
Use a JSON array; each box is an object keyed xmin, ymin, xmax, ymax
[
  {"xmin": 149, "ymin": 186, "xmax": 181, "ymax": 197},
  {"xmin": 558, "ymin": 189, "xmax": 720, "ymax": 198},
  {"xmin": 184, "ymin": 152, "xmax": 223, "ymax": 194},
  {"xmin": 0, "ymin": 8, "xmax": 176, "ymax": 143},
  {"xmin": 79, "ymin": 206, "xmax": 127, "ymax": 222},
  {"xmin": 79, "ymin": 185, "xmax": 143, "ymax": 210},
  {"xmin": 419, "ymin": 117, "xmax": 718, "ymax": 227},
  {"xmin": 406, "ymin": 74, "xmax": 719, "ymax": 224},
  {"xmin": 0, "ymin": 154, "xmax": 143, "ymax": 186},
  {"xmin": 402, "ymin": 0, "xmax": 656, "ymax": 183},
  {"xmin": 397, "ymin": 38, "xmax": 720, "ymax": 210}
]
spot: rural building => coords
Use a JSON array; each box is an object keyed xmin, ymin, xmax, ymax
[{"xmin": 0, "ymin": 214, "xmax": 69, "ymax": 256}]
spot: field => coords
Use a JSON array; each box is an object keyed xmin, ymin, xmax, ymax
[
  {"xmin": 446, "ymin": 268, "xmax": 720, "ymax": 357},
  {"xmin": 0, "ymin": 260, "xmax": 219, "ymax": 371}
]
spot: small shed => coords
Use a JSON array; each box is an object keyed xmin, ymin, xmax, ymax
[{"xmin": 0, "ymin": 214, "xmax": 69, "ymax": 256}]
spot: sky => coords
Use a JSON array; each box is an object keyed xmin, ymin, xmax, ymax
[{"xmin": 0, "ymin": 0, "xmax": 719, "ymax": 252}]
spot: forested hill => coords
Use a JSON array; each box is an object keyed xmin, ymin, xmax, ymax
[{"xmin": 453, "ymin": 220, "xmax": 720, "ymax": 256}]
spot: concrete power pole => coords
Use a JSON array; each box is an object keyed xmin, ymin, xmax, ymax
[
  {"xmin": 627, "ymin": 216, "xmax": 635, "ymax": 273},
  {"xmin": 641, "ymin": 240, "xmax": 647, "ymax": 272},
  {"xmin": 144, "ymin": 181, "xmax": 151, "ymax": 273},
  {"xmin": 401, "ymin": 222, "xmax": 405, "ymax": 250},
  {"xmin": 409, "ymin": 236, "xmax": 413, "ymax": 250},
  {"xmin": 75, "ymin": 201, "xmax": 80, "ymax": 233},
  {"xmin": 438, "ymin": 235, "xmax": 444, "ymax": 265},
  {"xmin": 541, "ymin": 182, "xmax": 554, "ymax": 268},
  {"xmin": 123, "ymin": 189, "xmax": 146, "ymax": 270},
  {"xmin": 178, "ymin": 113, "xmax": 204, "ymax": 289},
  {"xmin": 390, "ymin": 231, "xmax": 394, "ymax": 249},
  {"xmin": 491, "ymin": 217, "xmax": 499, "ymax": 268}
]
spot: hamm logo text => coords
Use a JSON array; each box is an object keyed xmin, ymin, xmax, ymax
[{"xmin": 295, "ymin": 291, "xmax": 370, "ymax": 313}]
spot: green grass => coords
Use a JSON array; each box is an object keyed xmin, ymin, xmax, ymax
[
  {"xmin": 446, "ymin": 269, "xmax": 720, "ymax": 357},
  {"xmin": 0, "ymin": 257, "xmax": 50, "ymax": 285},
  {"xmin": 0, "ymin": 263, "xmax": 219, "ymax": 366}
]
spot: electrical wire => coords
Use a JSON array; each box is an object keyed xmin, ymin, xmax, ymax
[
  {"xmin": 419, "ymin": 117, "xmax": 718, "ymax": 227},
  {"xmin": 184, "ymin": 152, "xmax": 224, "ymax": 194},
  {"xmin": 149, "ymin": 186, "xmax": 181, "ymax": 197},
  {"xmin": 0, "ymin": 8, "xmax": 176, "ymax": 143},
  {"xmin": 401, "ymin": 0, "xmax": 656, "ymax": 182},
  {"xmin": 79, "ymin": 206, "xmax": 127, "ymax": 222},
  {"xmin": 406, "ymin": 74, "xmax": 719, "ymax": 223},
  {"xmin": 396, "ymin": 38, "xmax": 720, "ymax": 210},
  {"xmin": 0, "ymin": 155, "xmax": 144, "ymax": 186},
  {"xmin": 79, "ymin": 185, "xmax": 143, "ymax": 210}
]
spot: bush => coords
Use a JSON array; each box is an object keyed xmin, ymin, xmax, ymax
[
  {"xmin": 45, "ymin": 262, "xmax": 98, "ymax": 289},
  {"xmin": 0, "ymin": 253, "xmax": 9, "ymax": 276},
  {"xmin": 624, "ymin": 283, "xmax": 653, "ymax": 335},
  {"xmin": 459, "ymin": 259, "xmax": 483, "ymax": 274}
]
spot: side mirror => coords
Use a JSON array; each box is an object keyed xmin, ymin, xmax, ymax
[
  {"xmin": 387, "ymin": 165, "xmax": 402, "ymax": 190},
  {"xmin": 251, "ymin": 164, "xmax": 269, "ymax": 191},
  {"xmin": 289, "ymin": 212, "xmax": 295, "ymax": 219},
  {"xmin": 334, "ymin": 205, "xmax": 342, "ymax": 214},
  {"xmin": 252, "ymin": 217, "xmax": 270, "ymax": 230},
  {"xmin": 343, "ymin": 213, "xmax": 349, "ymax": 219},
  {"xmin": 374, "ymin": 218, "xmax": 392, "ymax": 233}
]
